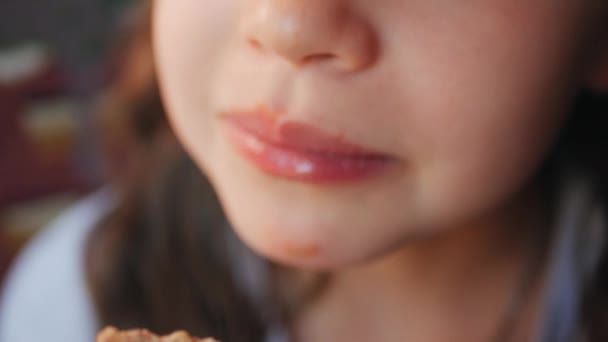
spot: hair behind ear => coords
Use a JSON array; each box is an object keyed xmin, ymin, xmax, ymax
[{"xmin": 586, "ymin": 15, "xmax": 608, "ymax": 92}]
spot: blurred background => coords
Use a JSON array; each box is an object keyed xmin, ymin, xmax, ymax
[{"xmin": 0, "ymin": 0, "xmax": 137, "ymax": 289}]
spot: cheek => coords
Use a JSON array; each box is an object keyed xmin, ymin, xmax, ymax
[
  {"xmin": 406, "ymin": 66, "xmax": 570, "ymax": 224},
  {"xmin": 409, "ymin": 88, "xmax": 569, "ymax": 227},
  {"xmin": 377, "ymin": 2, "xmax": 586, "ymax": 223},
  {"xmin": 154, "ymin": 0, "xmax": 236, "ymax": 157}
]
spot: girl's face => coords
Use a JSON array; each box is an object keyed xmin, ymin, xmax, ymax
[{"xmin": 154, "ymin": 0, "xmax": 607, "ymax": 268}]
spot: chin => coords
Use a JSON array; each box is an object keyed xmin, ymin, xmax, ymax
[
  {"xmin": 226, "ymin": 216, "xmax": 345, "ymax": 270},
  {"xmin": 222, "ymin": 205, "xmax": 413, "ymax": 271}
]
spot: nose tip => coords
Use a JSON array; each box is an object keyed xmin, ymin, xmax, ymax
[
  {"xmin": 242, "ymin": 0, "xmax": 378, "ymax": 72},
  {"xmin": 247, "ymin": 13, "xmax": 342, "ymax": 67}
]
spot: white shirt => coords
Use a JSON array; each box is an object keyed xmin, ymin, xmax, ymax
[{"xmin": 0, "ymin": 188, "xmax": 115, "ymax": 342}]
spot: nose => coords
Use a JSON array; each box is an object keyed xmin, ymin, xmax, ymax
[{"xmin": 241, "ymin": 0, "xmax": 379, "ymax": 72}]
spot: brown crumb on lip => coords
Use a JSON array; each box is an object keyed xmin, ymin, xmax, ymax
[{"xmin": 96, "ymin": 326, "xmax": 219, "ymax": 342}]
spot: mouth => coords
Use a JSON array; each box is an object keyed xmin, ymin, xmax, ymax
[{"xmin": 220, "ymin": 109, "xmax": 397, "ymax": 183}]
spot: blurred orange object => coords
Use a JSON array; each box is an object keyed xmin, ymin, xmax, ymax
[{"xmin": 96, "ymin": 327, "xmax": 218, "ymax": 342}]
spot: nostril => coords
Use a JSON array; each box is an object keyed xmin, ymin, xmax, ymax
[
  {"xmin": 241, "ymin": 1, "xmax": 378, "ymax": 73},
  {"xmin": 301, "ymin": 53, "xmax": 336, "ymax": 65}
]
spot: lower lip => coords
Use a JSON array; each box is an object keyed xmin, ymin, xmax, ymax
[{"xmin": 223, "ymin": 123, "xmax": 394, "ymax": 183}]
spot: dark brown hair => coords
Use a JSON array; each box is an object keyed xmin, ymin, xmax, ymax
[
  {"xmin": 86, "ymin": 152, "xmax": 268, "ymax": 340},
  {"xmin": 566, "ymin": 91, "xmax": 608, "ymax": 341}
]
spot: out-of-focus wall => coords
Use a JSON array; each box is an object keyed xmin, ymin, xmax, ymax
[{"xmin": 0, "ymin": 0, "xmax": 131, "ymax": 69}]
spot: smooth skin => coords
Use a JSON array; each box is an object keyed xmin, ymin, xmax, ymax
[{"xmin": 154, "ymin": 1, "xmax": 608, "ymax": 340}]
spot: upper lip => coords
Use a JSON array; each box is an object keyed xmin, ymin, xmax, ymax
[{"xmin": 220, "ymin": 109, "xmax": 392, "ymax": 158}]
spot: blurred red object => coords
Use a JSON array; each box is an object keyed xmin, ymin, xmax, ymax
[{"xmin": 0, "ymin": 52, "xmax": 87, "ymax": 208}]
